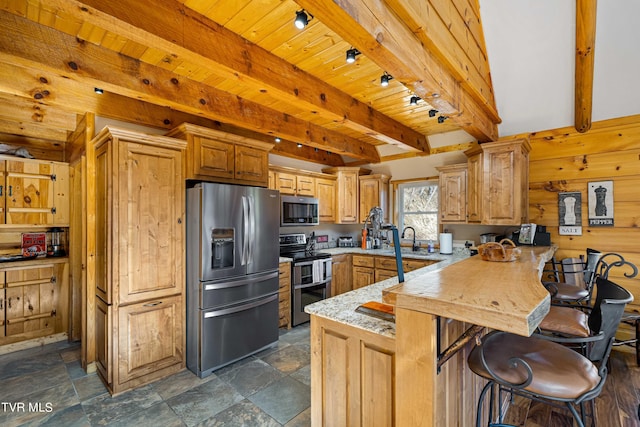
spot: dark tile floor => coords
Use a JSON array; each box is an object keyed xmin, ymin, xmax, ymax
[{"xmin": 0, "ymin": 325, "xmax": 311, "ymax": 426}]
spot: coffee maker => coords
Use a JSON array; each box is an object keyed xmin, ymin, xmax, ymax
[{"xmin": 364, "ymin": 206, "xmax": 385, "ymax": 249}]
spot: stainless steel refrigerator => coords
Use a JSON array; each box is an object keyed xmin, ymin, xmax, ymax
[{"xmin": 186, "ymin": 182, "xmax": 280, "ymax": 378}]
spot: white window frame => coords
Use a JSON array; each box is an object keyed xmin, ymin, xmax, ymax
[{"xmin": 396, "ymin": 180, "xmax": 439, "ymax": 244}]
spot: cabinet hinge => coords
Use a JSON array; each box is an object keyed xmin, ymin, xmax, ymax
[
  {"xmin": 50, "ymin": 174, "xmax": 56, "ymax": 181},
  {"xmin": 51, "ymin": 207, "xmax": 57, "ymax": 214}
]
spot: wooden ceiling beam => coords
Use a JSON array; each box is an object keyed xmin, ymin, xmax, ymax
[
  {"xmin": 296, "ymin": 0, "xmax": 500, "ymax": 142},
  {"xmin": 575, "ymin": 0, "xmax": 597, "ymax": 133},
  {"xmin": 12, "ymin": 0, "xmax": 428, "ymax": 153},
  {"xmin": 0, "ymin": 62, "xmax": 345, "ymax": 166},
  {"xmin": 0, "ymin": 11, "xmax": 379, "ymax": 163}
]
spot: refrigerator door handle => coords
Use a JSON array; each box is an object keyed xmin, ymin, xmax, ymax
[
  {"xmin": 242, "ymin": 195, "xmax": 249, "ymax": 265},
  {"xmin": 248, "ymin": 195, "xmax": 256, "ymax": 265}
]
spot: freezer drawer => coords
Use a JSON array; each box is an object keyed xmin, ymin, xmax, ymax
[
  {"xmin": 195, "ymin": 293, "xmax": 278, "ymax": 378},
  {"xmin": 199, "ymin": 270, "xmax": 278, "ymax": 310}
]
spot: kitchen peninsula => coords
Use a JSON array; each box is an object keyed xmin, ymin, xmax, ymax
[{"xmin": 306, "ymin": 245, "xmax": 555, "ymax": 426}]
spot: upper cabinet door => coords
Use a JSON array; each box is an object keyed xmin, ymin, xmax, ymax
[
  {"xmin": 437, "ymin": 164, "xmax": 467, "ymax": 223},
  {"xmin": 117, "ymin": 141, "xmax": 184, "ymax": 305},
  {"xmin": 234, "ymin": 145, "xmax": 268, "ymax": 186},
  {"xmin": 2, "ymin": 159, "xmax": 69, "ymax": 227},
  {"xmin": 193, "ymin": 136, "xmax": 235, "ymax": 180}
]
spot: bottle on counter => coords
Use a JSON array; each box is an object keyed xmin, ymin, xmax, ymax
[
  {"xmin": 361, "ymin": 228, "xmax": 368, "ymax": 250},
  {"xmin": 427, "ymin": 240, "xmax": 435, "ymax": 253}
]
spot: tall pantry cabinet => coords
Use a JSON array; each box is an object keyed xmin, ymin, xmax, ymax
[{"xmin": 92, "ymin": 127, "xmax": 187, "ymax": 395}]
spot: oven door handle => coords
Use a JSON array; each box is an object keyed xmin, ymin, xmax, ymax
[
  {"xmin": 294, "ymin": 280, "xmax": 330, "ymax": 291},
  {"xmin": 203, "ymin": 293, "xmax": 278, "ymax": 318},
  {"xmin": 203, "ymin": 270, "xmax": 279, "ymax": 290}
]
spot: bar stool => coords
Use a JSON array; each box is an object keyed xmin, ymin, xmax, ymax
[
  {"xmin": 541, "ymin": 248, "xmax": 601, "ymax": 305},
  {"xmin": 468, "ymin": 277, "xmax": 632, "ymax": 427}
]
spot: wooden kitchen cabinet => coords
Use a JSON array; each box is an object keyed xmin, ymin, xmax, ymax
[
  {"xmin": 276, "ymin": 172, "xmax": 297, "ymax": 195},
  {"xmin": 0, "ymin": 259, "xmax": 69, "ymax": 346},
  {"xmin": 352, "ymin": 255, "xmax": 375, "ymax": 289},
  {"xmin": 92, "ymin": 126, "xmax": 186, "ymax": 395},
  {"xmin": 323, "ymin": 167, "xmax": 370, "ymax": 224},
  {"xmin": 466, "ymin": 152, "xmax": 482, "ymax": 223},
  {"xmin": 315, "ymin": 177, "xmax": 336, "ymax": 223},
  {"xmin": 0, "ymin": 156, "xmax": 69, "ymax": 227},
  {"xmin": 279, "ymin": 262, "xmax": 291, "ymax": 329},
  {"xmin": 464, "ymin": 138, "xmax": 531, "ymax": 225},
  {"xmin": 167, "ymin": 123, "xmax": 272, "ymax": 187},
  {"xmin": 359, "ymin": 174, "xmax": 390, "ymax": 223},
  {"xmin": 296, "ymin": 175, "xmax": 315, "ymax": 196},
  {"xmin": 331, "ymin": 254, "xmax": 352, "ymax": 296},
  {"xmin": 436, "ymin": 163, "xmax": 467, "ymax": 223}
]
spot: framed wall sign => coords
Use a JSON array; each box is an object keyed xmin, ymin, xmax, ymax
[
  {"xmin": 558, "ymin": 191, "xmax": 582, "ymax": 235},
  {"xmin": 588, "ymin": 181, "xmax": 614, "ymax": 226}
]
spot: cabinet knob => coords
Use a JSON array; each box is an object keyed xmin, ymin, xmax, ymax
[
  {"xmin": 143, "ymin": 301, "xmax": 163, "ymax": 307},
  {"xmin": 177, "ymin": 218, "xmax": 182, "ymax": 224}
]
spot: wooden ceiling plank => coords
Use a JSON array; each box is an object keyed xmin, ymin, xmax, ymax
[
  {"xmin": 575, "ymin": 0, "xmax": 596, "ymax": 133},
  {"xmin": 297, "ymin": 0, "xmax": 499, "ymax": 142},
  {"xmin": 387, "ymin": 0, "xmax": 497, "ymax": 116},
  {"xmin": 0, "ymin": 11, "xmax": 379, "ymax": 162},
  {"xmin": 0, "ymin": 117, "xmax": 69, "ymax": 142},
  {"xmin": 32, "ymin": 0, "xmax": 426, "ymax": 151}
]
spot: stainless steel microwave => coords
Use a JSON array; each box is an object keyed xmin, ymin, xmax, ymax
[{"xmin": 281, "ymin": 195, "xmax": 319, "ymax": 226}]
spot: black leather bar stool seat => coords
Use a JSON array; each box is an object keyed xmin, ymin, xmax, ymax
[{"xmin": 468, "ymin": 332, "xmax": 601, "ymax": 400}]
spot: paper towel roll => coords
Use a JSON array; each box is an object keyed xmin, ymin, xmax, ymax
[{"xmin": 439, "ymin": 233, "xmax": 453, "ymax": 255}]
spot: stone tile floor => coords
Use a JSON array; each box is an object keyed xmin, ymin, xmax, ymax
[{"xmin": 0, "ymin": 324, "xmax": 311, "ymax": 426}]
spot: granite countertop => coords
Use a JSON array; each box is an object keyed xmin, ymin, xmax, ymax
[{"xmin": 304, "ymin": 248, "xmax": 471, "ymax": 338}]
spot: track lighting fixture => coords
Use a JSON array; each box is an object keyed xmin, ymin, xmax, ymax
[
  {"xmin": 345, "ymin": 48, "xmax": 361, "ymax": 64},
  {"xmin": 409, "ymin": 96, "xmax": 420, "ymax": 106},
  {"xmin": 274, "ymin": 137, "xmax": 281, "ymax": 143},
  {"xmin": 94, "ymin": 87, "xmax": 104, "ymax": 94},
  {"xmin": 437, "ymin": 115, "xmax": 448, "ymax": 124},
  {"xmin": 428, "ymin": 109, "xmax": 438, "ymax": 118},
  {"xmin": 380, "ymin": 72, "xmax": 393, "ymax": 87},
  {"xmin": 294, "ymin": 10, "xmax": 312, "ymax": 29},
  {"xmin": 297, "ymin": 143, "xmax": 303, "ymax": 148}
]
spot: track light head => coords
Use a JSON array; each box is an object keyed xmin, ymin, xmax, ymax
[
  {"xmin": 297, "ymin": 143, "xmax": 303, "ymax": 148},
  {"xmin": 274, "ymin": 137, "xmax": 281, "ymax": 143},
  {"xmin": 345, "ymin": 48, "xmax": 361, "ymax": 63},
  {"xmin": 294, "ymin": 10, "xmax": 311, "ymax": 29},
  {"xmin": 437, "ymin": 115, "xmax": 448, "ymax": 124},
  {"xmin": 428, "ymin": 109, "xmax": 438, "ymax": 118},
  {"xmin": 409, "ymin": 96, "xmax": 420, "ymax": 106},
  {"xmin": 94, "ymin": 87, "xmax": 104, "ymax": 94},
  {"xmin": 380, "ymin": 73, "xmax": 393, "ymax": 87}
]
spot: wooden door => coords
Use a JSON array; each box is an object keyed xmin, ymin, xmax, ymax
[
  {"xmin": 296, "ymin": 175, "xmax": 315, "ymax": 196},
  {"xmin": 3, "ymin": 265, "xmax": 57, "ymax": 342},
  {"xmin": 359, "ymin": 178, "xmax": 380, "ymax": 223},
  {"xmin": 337, "ymin": 171, "xmax": 359, "ymax": 223},
  {"xmin": 331, "ymin": 254, "xmax": 352, "ymax": 296},
  {"xmin": 117, "ymin": 295, "xmax": 183, "ymax": 385},
  {"xmin": 192, "ymin": 135, "xmax": 234, "ymax": 179},
  {"xmin": 0, "ymin": 161, "xmax": 5, "ymax": 224},
  {"xmin": 375, "ymin": 269, "xmax": 397, "ymax": 282},
  {"xmin": 0, "ymin": 272, "xmax": 4, "ymax": 338},
  {"xmin": 5, "ymin": 159, "xmax": 55, "ymax": 225},
  {"xmin": 94, "ymin": 141, "xmax": 111, "ymax": 304},
  {"xmin": 278, "ymin": 262, "xmax": 291, "ymax": 329},
  {"xmin": 466, "ymin": 153, "xmax": 482, "ymax": 223},
  {"xmin": 277, "ymin": 172, "xmax": 297, "ymax": 195},
  {"xmin": 235, "ymin": 144, "xmax": 268, "ymax": 186},
  {"xmin": 117, "ymin": 141, "xmax": 184, "ymax": 304},
  {"xmin": 353, "ymin": 267, "xmax": 375, "ymax": 289},
  {"xmin": 316, "ymin": 178, "xmax": 336, "ymax": 223},
  {"xmin": 483, "ymin": 147, "xmax": 517, "ymax": 224},
  {"xmin": 438, "ymin": 164, "xmax": 467, "ymax": 223},
  {"xmin": 95, "ymin": 296, "xmax": 112, "ymax": 385}
]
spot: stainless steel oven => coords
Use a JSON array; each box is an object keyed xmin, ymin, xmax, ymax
[
  {"xmin": 292, "ymin": 258, "xmax": 332, "ymax": 326},
  {"xmin": 280, "ymin": 233, "xmax": 332, "ymax": 326}
]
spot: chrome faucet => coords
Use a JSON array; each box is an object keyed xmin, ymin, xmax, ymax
[{"xmin": 401, "ymin": 226, "xmax": 420, "ymax": 252}]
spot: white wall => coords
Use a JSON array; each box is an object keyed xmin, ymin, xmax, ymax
[{"xmin": 479, "ymin": 0, "xmax": 640, "ymax": 137}]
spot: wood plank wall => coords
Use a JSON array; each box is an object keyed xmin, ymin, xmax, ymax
[{"xmin": 514, "ymin": 114, "xmax": 640, "ymax": 320}]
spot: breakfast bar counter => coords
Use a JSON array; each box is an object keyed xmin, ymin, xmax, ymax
[{"xmin": 306, "ymin": 245, "xmax": 556, "ymax": 427}]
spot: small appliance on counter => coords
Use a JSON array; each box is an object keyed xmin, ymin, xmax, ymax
[
  {"xmin": 479, "ymin": 233, "xmax": 499, "ymax": 244},
  {"xmin": 46, "ymin": 227, "xmax": 67, "ymax": 257},
  {"xmin": 338, "ymin": 236, "xmax": 354, "ymax": 247}
]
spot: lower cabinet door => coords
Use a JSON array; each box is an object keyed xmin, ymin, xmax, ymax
[
  {"xmin": 117, "ymin": 295, "xmax": 184, "ymax": 386},
  {"xmin": 95, "ymin": 296, "xmax": 112, "ymax": 385}
]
